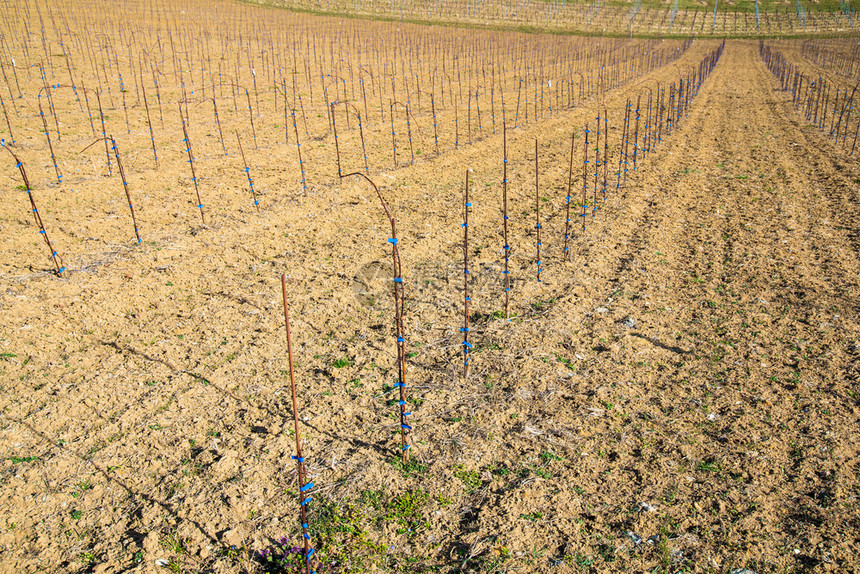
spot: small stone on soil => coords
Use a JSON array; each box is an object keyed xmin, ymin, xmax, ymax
[
  {"xmin": 625, "ymin": 531, "xmax": 642, "ymax": 546},
  {"xmin": 636, "ymin": 502, "xmax": 657, "ymax": 513}
]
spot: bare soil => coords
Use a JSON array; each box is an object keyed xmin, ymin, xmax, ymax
[{"xmin": 1, "ymin": 19, "xmax": 859, "ymax": 574}]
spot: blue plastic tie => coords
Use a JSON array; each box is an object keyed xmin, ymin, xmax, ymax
[
  {"xmin": 465, "ymin": 202, "xmax": 472, "ymax": 207},
  {"xmin": 198, "ymin": 204, "xmax": 204, "ymax": 208},
  {"xmin": 388, "ymin": 238, "xmax": 398, "ymax": 245},
  {"xmin": 397, "ymin": 337, "xmax": 405, "ymax": 343},
  {"xmin": 462, "ymin": 341, "xmax": 473, "ymax": 348},
  {"xmin": 39, "ymin": 230, "xmax": 45, "ymax": 234},
  {"xmin": 306, "ymin": 548, "xmax": 315, "ymax": 561},
  {"xmin": 301, "ymin": 497, "xmax": 312, "ymax": 506},
  {"xmin": 401, "ymin": 423, "xmax": 412, "ymax": 430},
  {"xmin": 302, "ymin": 523, "xmax": 308, "ymax": 529},
  {"xmin": 398, "ymin": 400, "xmax": 406, "ymax": 406},
  {"xmin": 403, "ymin": 412, "xmax": 412, "ymax": 416},
  {"xmin": 300, "ymin": 482, "xmax": 314, "ymax": 492},
  {"xmin": 291, "ymin": 456, "xmax": 304, "ymax": 462},
  {"xmin": 304, "ymin": 533, "xmax": 311, "ymax": 540},
  {"xmin": 461, "ymin": 327, "xmax": 469, "ymax": 332},
  {"xmin": 393, "ymin": 277, "xmax": 403, "ymax": 283},
  {"xmin": 403, "ymin": 444, "xmax": 410, "ymax": 451},
  {"xmin": 58, "ymin": 267, "xmax": 66, "ymax": 273}
]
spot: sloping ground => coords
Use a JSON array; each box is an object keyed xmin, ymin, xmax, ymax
[
  {"xmin": 767, "ymin": 39, "xmax": 860, "ymax": 90},
  {"xmin": 0, "ymin": 39, "xmax": 859, "ymax": 573},
  {"xmin": 250, "ymin": 0, "xmax": 860, "ymax": 37},
  {"xmin": 469, "ymin": 40, "xmax": 860, "ymax": 573}
]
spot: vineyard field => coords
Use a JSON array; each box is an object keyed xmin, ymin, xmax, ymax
[{"xmin": 0, "ymin": 1, "xmax": 859, "ymax": 572}]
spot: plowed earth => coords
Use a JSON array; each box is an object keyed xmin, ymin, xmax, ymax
[{"xmin": 1, "ymin": 38, "xmax": 859, "ymax": 573}]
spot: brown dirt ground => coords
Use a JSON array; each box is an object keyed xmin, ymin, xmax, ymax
[{"xmin": 1, "ymin": 12, "xmax": 859, "ymax": 573}]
